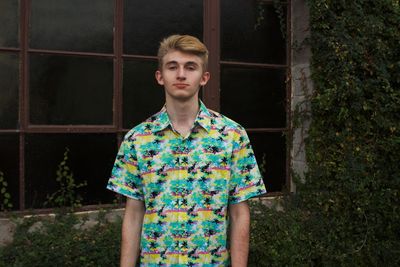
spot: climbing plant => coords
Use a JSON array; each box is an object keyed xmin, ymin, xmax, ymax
[
  {"xmin": 295, "ymin": 0, "xmax": 400, "ymax": 265},
  {"xmin": 0, "ymin": 171, "xmax": 13, "ymax": 211},
  {"xmin": 44, "ymin": 148, "xmax": 87, "ymax": 210}
]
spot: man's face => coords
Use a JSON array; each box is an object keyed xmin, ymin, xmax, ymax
[{"xmin": 155, "ymin": 50, "xmax": 210, "ymax": 102}]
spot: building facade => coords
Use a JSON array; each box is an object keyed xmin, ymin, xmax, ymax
[{"xmin": 0, "ymin": 0, "xmax": 311, "ymax": 211}]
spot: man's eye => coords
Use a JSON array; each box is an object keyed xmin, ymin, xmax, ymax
[
  {"xmin": 168, "ymin": 66, "xmax": 177, "ymax": 70},
  {"xmin": 187, "ymin": 66, "xmax": 196, "ymax": 71}
]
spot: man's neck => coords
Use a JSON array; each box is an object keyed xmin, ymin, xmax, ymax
[{"xmin": 165, "ymin": 96, "xmax": 199, "ymax": 137}]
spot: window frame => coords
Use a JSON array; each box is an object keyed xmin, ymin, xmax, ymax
[{"xmin": 0, "ymin": 0, "xmax": 291, "ymax": 210}]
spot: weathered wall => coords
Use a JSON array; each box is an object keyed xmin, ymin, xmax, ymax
[{"xmin": 290, "ymin": 0, "xmax": 312, "ymax": 191}]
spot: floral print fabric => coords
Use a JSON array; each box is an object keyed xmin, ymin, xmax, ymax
[{"xmin": 107, "ymin": 101, "xmax": 266, "ymax": 266}]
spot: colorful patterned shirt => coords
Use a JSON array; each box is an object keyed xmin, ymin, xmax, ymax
[{"xmin": 107, "ymin": 101, "xmax": 266, "ymax": 266}]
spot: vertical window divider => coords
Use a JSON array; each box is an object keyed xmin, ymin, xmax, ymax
[
  {"xmin": 114, "ymin": 0, "xmax": 124, "ymax": 146},
  {"xmin": 203, "ymin": 0, "xmax": 220, "ymax": 111},
  {"xmin": 286, "ymin": 0, "xmax": 292, "ymax": 191},
  {"xmin": 19, "ymin": 0, "xmax": 31, "ymax": 210}
]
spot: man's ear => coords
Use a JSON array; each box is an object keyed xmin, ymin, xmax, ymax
[
  {"xmin": 200, "ymin": 71, "xmax": 210, "ymax": 86},
  {"xmin": 155, "ymin": 70, "xmax": 164, "ymax": 85}
]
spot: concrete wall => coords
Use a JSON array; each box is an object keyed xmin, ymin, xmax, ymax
[{"xmin": 290, "ymin": 0, "xmax": 312, "ymax": 191}]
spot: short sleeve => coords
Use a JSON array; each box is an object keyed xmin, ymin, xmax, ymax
[
  {"xmin": 106, "ymin": 135, "xmax": 144, "ymax": 200},
  {"xmin": 229, "ymin": 128, "xmax": 267, "ymax": 204}
]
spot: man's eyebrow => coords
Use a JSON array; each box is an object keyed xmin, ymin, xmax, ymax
[
  {"xmin": 164, "ymin": 61, "xmax": 199, "ymax": 66},
  {"xmin": 165, "ymin": 61, "xmax": 178, "ymax": 66},
  {"xmin": 185, "ymin": 61, "xmax": 199, "ymax": 66}
]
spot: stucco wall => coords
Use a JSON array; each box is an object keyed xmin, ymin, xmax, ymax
[{"xmin": 290, "ymin": 0, "xmax": 312, "ymax": 191}]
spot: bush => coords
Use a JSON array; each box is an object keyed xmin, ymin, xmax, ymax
[
  {"xmin": 0, "ymin": 211, "xmax": 121, "ymax": 267},
  {"xmin": 0, "ymin": 204, "xmax": 309, "ymax": 267},
  {"xmin": 248, "ymin": 200, "xmax": 314, "ymax": 267}
]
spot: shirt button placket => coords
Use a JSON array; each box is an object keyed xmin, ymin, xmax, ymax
[{"xmin": 178, "ymin": 137, "xmax": 184, "ymax": 263}]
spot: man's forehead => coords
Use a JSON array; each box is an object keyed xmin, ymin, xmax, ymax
[{"xmin": 162, "ymin": 50, "xmax": 203, "ymax": 65}]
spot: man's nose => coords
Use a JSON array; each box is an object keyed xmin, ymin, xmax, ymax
[{"xmin": 177, "ymin": 67, "xmax": 186, "ymax": 80}]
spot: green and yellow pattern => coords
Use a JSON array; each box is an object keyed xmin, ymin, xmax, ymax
[{"xmin": 107, "ymin": 101, "xmax": 266, "ymax": 266}]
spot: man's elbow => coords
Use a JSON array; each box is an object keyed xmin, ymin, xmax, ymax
[{"xmin": 229, "ymin": 201, "xmax": 250, "ymax": 223}]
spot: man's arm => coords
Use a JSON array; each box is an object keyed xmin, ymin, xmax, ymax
[
  {"xmin": 121, "ymin": 198, "xmax": 145, "ymax": 267},
  {"xmin": 229, "ymin": 201, "xmax": 250, "ymax": 267}
]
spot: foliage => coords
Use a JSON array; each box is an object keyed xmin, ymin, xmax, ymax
[
  {"xmin": 1, "ymin": 204, "xmax": 305, "ymax": 267},
  {"xmin": 0, "ymin": 171, "xmax": 13, "ymax": 211},
  {"xmin": 250, "ymin": 0, "xmax": 400, "ymax": 265},
  {"xmin": 297, "ymin": 0, "xmax": 399, "ymax": 265},
  {"xmin": 248, "ymin": 200, "xmax": 313, "ymax": 267},
  {"xmin": 0, "ymin": 211, "xmax": 122, "ymax": 267},
  {"xmin": 254, "ymin": 0, "xmax": 287, "ymax": 39},
  {"xmin": 44, "ymin": 148, "xmax": 87, "ymax": 210}
]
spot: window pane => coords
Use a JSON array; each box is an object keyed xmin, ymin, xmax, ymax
[
  {"xmin": 0, "ymin": 0, "xmax": 19, "ymax": 47},
  {"xmin": 0, "ymin": 53, "xmax": 19, "ymax": 129},
  {"xmin": 220, "ymin": 66, "xmax": 287, "ymax": 128},
  {"xmin": 25, "ymin": 134, "xmax": 118, "ymax": 209},
  {"xmin": 124, "ymin": 0, "xmax": 203, "ymax": 55},
  {"xmin": 0, "ymin": 134, "xmax": 19, "ymax": 210},
  {"xmin": 221, "ymin": 0, "xmax": 286, "ymax": 64},
  {"xmin": 123, "ymin": 59, "xmax": 165, "ymax": 129},
  {"xmin": 29, "ymin": 54, "xmax": 113, "ymax": 125},
  {"xmin": 248, "ymin": 132, "xmax": 286, "ymax": 192},
  {"xmin": 30, "ymin": 0, "xmax": 114, "ymax": 53}
]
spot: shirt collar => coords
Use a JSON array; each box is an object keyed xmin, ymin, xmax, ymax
[{"xmin": 152, "ymin": 100, "xmax": 212, "ymax": 133}]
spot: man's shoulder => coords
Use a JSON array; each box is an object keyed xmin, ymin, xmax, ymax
[
  {"xmin": 207, "ymin": 108, "xmax": 246, "ymax": 133},
  {"xmin": 123, "ymin": 110, "xmax": 163, "ymax": 141}
]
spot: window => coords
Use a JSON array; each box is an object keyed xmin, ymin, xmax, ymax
[
  {"xmin": 0, "ymin": 0, "xmax": 290, "ymax": 210},
  {"xmin": 220, "ymin": 0, "xmax": 289, "ymax": 193}
]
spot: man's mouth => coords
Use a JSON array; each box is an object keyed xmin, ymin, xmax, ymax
[{"xmin": 174, "ymin": 83, "xmax": 189, "ymax": 89}]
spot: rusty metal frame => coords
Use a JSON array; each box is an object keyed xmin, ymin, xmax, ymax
[
  {"xmin": 18, "ymin": 0, "xmax": 30, "ymax": 210},
  {"xmin": 203, "ymin": 0, "xmax": 220, "ymax": 111},
  {"xmin": 286, "ymin": 0, "xmax": 292, "ymax": 191},
  {"xmin": 0, "ymin": 0, "xmax": 292, "ymax": 211}
]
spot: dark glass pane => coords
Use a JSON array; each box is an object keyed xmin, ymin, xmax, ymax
[
  {"xmin": 25, "ymin": 134, "xmax": 118, "ymax": 209},
  {"xmin": 0, "ymin": 0, "xmax": 19, "ymax": 47},
  {"xmin": 0, "ymin": 134, "xmax": 19, "ymax": 210},
  {"xmin": 123, "ymin": 59, "xmax": 165, "ymax": 129},
  {"xmin": 29, "ymin": 54, "xmax": 113, "ymax": 125},
  {"xmin": 30, "ymin": 0, "xmax": 113, "ymax": 53},
  {"xmin": 221, "ymin": 0, "xmax": 286, "ymax": 64},
  {"xmin": 220, "ymin": 66, "xmax": 287, "ymax": 128},
  {"xmin": 0, "ymin": 53, "xmax": 19, "ymax": 129},
  {"xmin": 124, "ymin": 0, "xmax": 203, "ymax": 55},
  {"xmin": 248, "ymin": 132, "xmax": 286, "ymax": 192}
]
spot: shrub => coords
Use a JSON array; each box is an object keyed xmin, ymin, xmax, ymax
[
  {"xmin": 248, "ymin": 200, "xmax": 314, "ymax": 267},
  {"xmin": 0, "ymin": 211, "xmax": 121, "ymax": 267}
]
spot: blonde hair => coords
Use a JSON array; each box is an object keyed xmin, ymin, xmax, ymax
[{"xmin": 157, "ymin": 34, "xmax": 209, "ymax": 71}]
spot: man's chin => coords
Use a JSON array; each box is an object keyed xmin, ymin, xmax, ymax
[{"xmin": 167, "ymin": 93, "xmax": 198, "ymax": 102}]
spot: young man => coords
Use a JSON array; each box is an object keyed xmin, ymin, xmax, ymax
[{"xmin": 107, "ymin": 35, "xmax": 266, "ymax": 266}]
